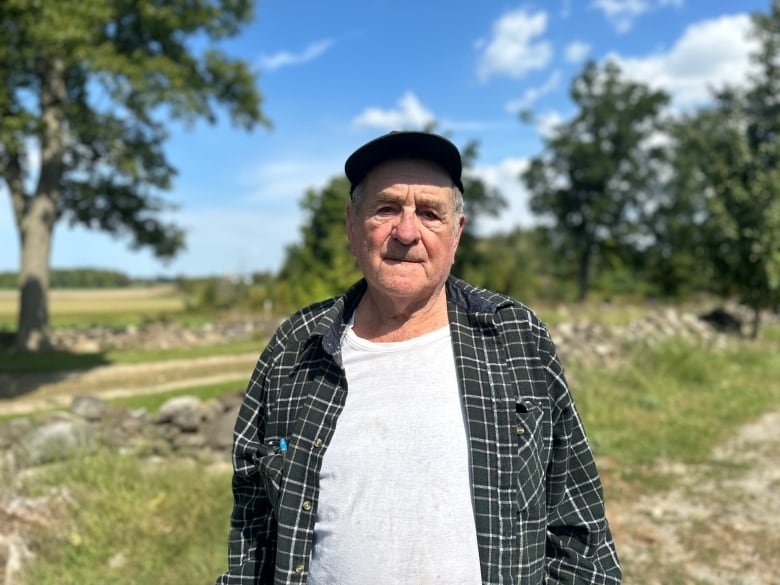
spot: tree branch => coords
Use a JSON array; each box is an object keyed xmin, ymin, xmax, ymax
[
  {"xmin": 5, "ymin": 150, "xmax": 28, "ymax": 229},
  {"xmin": 34, "ymin": 56, "xmax": 67, "ymax": 215}
]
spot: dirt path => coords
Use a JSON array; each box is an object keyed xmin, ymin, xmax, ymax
[
  {"xmin": 607, "ymin": 408, "xmax": 780, "ymax": 584},
  {"xmin": 0, "ymin": 352, "xmax": 258, "ymax": 417}
]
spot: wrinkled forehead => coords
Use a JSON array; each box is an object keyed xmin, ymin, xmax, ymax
[{"xmin": 362, "ymin": 158, "xmax": 454, "ymax": 194}]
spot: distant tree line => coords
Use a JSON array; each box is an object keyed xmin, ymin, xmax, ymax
[{"xmin": 0, "ymin": 269, "xmax": 131, "ymax": 289}]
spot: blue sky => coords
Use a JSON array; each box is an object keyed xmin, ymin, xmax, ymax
[{"xmin": 0, "ymin": 0, "xmax": 769, "ymax": 277}]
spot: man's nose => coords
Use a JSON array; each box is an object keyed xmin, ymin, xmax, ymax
[{"xmin": 392, "ymin": 210, "xmax": 421, "ymax": 244}]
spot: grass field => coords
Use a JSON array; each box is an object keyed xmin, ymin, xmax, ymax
[
  {"xmin": 572, "ymin": 328, "xmax": 780, "ymax": 494},
  {"xmin": 0, "ymin": 286, "xmax": 187, "ymax": 328}
]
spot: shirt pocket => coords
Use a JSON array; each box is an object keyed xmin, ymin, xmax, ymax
[
  {"xmin": 515, "ymin": 398, "xmax": 549, "ymax": 513},
  {"xmin": 253, "ymin": 450, "xmax": 285, "ymax": 517}
]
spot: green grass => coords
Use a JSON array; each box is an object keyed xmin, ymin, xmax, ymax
[
  {"xmin": 571, "ymin": 325, "xmax": 780, "ymax": 490},
  {"xmin": 18, "ymin": 450, "xmax": 233, "ymax": 585},
  {"xmin": 0, "ymin": 338, "xmax": 262, "ymax": 374}
]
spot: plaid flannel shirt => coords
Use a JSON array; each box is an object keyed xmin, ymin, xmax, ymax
[{"xmin": 216, "ymin": 276, "xmax": 621, "ymax": 585}]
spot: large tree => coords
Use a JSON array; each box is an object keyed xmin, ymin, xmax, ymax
[
  {"xmin": 451, "ymin": 140, "xmax": 507, "ymax": 280},
  {"xmin": 277, "ymin": 176, "xmax": 363, "ymax": 311},
  {"xmin": 0, "ymin": 0, "xmax": 268, "ymax": 351},
  {"xmin": 668, "ymin": 1, "xmax": 780, "ymax": 337},
  {"xmin": 522, "ymin": 60, "xmax": 669, "ymax": 300}
]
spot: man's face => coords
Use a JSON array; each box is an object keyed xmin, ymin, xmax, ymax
[{"xmin": 346, "ymin": 159, "xmax": 465, "ymax": 303}]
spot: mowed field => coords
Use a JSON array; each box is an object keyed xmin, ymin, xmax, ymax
[{"xmin": 0, "ymin": 286, "xmax": 187, "ymax": 328}]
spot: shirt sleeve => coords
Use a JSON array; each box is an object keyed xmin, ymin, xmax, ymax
[
  {"xmin": 215, "ymin": 343, "xmax": 279, "ymax": 585},
  {"xmin": 539, "ymin": 334, "xmax": 623, "ymax": 584}
]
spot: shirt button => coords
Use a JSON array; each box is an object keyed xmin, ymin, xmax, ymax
[
  {"xmin": 294, "ymin": 564, "xmax": 305, "ymax": 574},
  {"xmin": 302, "ymin": 500, "xmax": 313, "ymax": 511},
  {"xmin": 516, "ymin": 425, "xmax": 525, "ymax": 434},
  {"xmin": 314, "ymin": 438, "xmax": 323, "ymax": 448}
]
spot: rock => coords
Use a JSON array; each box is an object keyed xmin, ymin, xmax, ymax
[
  {"xmin": 205, "ymin": 405, "xmax": 240, "ymax": 451},
  {"xmin": 219, "ymin": 392, "xmax": 244, "ymax": 410},
  {"xmin": 0, "ymin": 418, "xmax": 33, "ymax": 450},
  {"xmin": 201, "ymin": 398, "xmax": 225, "ymax": 422},
  {"xmin": 0, "ymin": 533, "xmax": 34, "ymax": 585},
  {"xmin": 154, "ymin": 396, "xmax": 203, "ymax": 431},
  {"xmin": 21, "ymin": 420, "xmax": 94, "ymax": 465},
  {"xmin": 699, "ymin": 307, "xmax": 743, "ymax": 334},
  {"xmin": 172, "ymin": 432, "xmax": 207, "ymax": 451},
  {"xmin": 71, "ymin": 338, "xmax": 102, "ymax": 353},
  {"xmin": 108, "ymin": 551, "xmax": 127, "ymax": 569},
  {"xmin": 71, "ymin": 395, "xmax": 107, "ymax": 421},
  {"xmin": 130, "ymin": 408, "xmax": 149, "ymax": 422}
]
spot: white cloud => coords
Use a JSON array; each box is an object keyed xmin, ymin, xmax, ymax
[
  {"xmin": 468, "ymin": 157, "xmax": 534, "ymax": 233},
  {"xmin": 565, "ymin": 41, "xmax": 592, "ymax": 63},
  {"xmin": 239, "ymin": 158, "xmax": 341, "ymax": 203},
  {"xmin": 351, "ymin": 92, "xmax": 436, "ymax": 131},
  {"xmin": 476, "ymin": 8, "xmax": 553, "ymax": 82},
  {"xmin": 609, "ymin": 14, "xmax": 758, "ymax": 108},
  {"xmin": 259, "ymin": 39, "xmax": 334, "ymax": 72},
  {"xmin": 535, "ymin": 111, "xmax": 564, "ymax": 139},
  {"xmin": 591, "ymin": 0, "xmax": 682, "ymax": 33},
  {"xmin": 506, "ymin": 71, "xmax": 562, "ymax": 113},
  {"xmin": 591, "ymin": 0, "xmax": 649, "ymax": 33}
]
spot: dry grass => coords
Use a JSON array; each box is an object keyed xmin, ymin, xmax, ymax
[{"xmin": 0, "ymin": 286, "xmax": 186, "ymax": 327}]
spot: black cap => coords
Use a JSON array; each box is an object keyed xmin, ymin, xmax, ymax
[{"xmin": 345, "ymin": 131, "xmax": 464, "ymax": 195}]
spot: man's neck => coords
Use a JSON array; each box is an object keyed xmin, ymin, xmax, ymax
[{"xmin": 351, "ymin": 285, "xmax": 449, "ymax": 342}]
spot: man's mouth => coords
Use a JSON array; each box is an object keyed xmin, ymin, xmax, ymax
[{"xmin": 384, "ymin": 256, "xmax": 424, "ymax": 263}]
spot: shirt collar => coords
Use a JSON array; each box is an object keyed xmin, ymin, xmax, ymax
[{"xmin": 315, "ymin": 275, "xmax": 511, "ymax": 358}]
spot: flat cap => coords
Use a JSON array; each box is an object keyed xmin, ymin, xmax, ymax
[{"xmin": 344, "ymin": 131, "xmax": 464, "ymax": 194}]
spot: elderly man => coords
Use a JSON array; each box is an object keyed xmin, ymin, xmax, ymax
[{"xmin": 216, "ymin": 131, "xmax": 621, "ymax": 585}]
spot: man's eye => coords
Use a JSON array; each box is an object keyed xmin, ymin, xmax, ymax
[
  {"xmin": 421, "ymin": 210, "xmax": 441, "ymax": 221},
  {"xmin": 376, "ymin": 206, "xmax": 395, "ymax": 215}
]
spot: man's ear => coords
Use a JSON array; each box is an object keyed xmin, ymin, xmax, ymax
[
  {"xmin": 455, "ymin": 214, "xmax": 466, "ymax": 244},
  {"xmin": 345, "ymin": 204, "xmax": 355, "ymax": 251}
]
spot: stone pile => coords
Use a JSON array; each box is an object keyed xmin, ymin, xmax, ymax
[
  {"xmin": 0, "ymin": 392, "xmax": 244, "ymax": 585},
  {"xmin": 549, "ymin": 307, "xmax": 730, "ymax": 365},
  {"xmin": 0, "ymin": 392, "xmax": 243, "ymax": 475},
  {"xmin": 47, "ymin": 317, "xmax": 280, "ymax": 353}
]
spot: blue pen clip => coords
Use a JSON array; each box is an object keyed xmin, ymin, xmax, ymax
[{"xmin": 279, "ymin": 437, "xmax": 288, "ymax": 454}]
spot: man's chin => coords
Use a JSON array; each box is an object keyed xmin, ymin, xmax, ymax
[{"xmin": 369, "ymin": 270, "xmax": 441, "ymax": 300}]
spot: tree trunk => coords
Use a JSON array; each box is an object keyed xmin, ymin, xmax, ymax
[
  {"xmin": 16, "ymin": 198, "xmax": 56, "ymax": 351},
  {"xmin": 577, "ymin": 240, "xmax": 593, "ymax": 302},
  {"xmin": 749, "ymin": 305, "xmax": 761, "ymax": 340},
  {"xmin": 13, "ymin": 57, "xmax": 67, "ymax": 351}
]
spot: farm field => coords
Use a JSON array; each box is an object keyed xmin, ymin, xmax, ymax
[{"xmin": 0, "ymin": 286, "xmax": 187, "ymax": 328}]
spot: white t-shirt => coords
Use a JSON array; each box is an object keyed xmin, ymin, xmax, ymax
[{"xmin": 307, "ymin": 324, "xmax": 483, "ymax": 585}]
